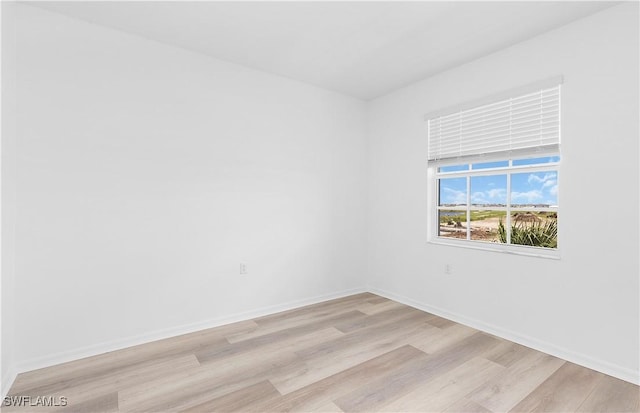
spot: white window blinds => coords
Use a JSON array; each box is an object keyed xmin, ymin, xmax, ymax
[{"xmin": 427, "ymin": 84, "xmax": 560, "ymax": 162}]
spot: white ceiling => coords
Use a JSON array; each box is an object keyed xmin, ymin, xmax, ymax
[{"xmin": 30, "ymin": 1, "xmax": 616, "ymax": 100}]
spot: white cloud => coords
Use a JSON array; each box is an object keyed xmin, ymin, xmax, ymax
[
  {"xmin": 542, "ymin": 179, "xmax": 557, "ymax": 189},
  {"xmin": 549, "ymin": 184, "xmax": 558, "ymax": 196},
  {"xmin": 528, "ymin": 172, "xmax": 557, "ymax": 185},
  {"xmin": 471, "ymin": 192, "xmax": 488, "ymax": 204},
  {"xmin": 471, "ymin": 188, "xmax": 506, "ymax": 204},
  {"xmin": 487, "ymin": 188, "xmax": 506, "ymax": 199},
  {"xmin": 443, "ymin": 187, "xmax": 466, "ymax": 204},
  {"xmin": 512, "ymin": 190, "xmax": 543, "ymax": 203}
]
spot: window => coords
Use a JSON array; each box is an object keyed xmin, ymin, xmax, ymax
[{"xmin": 427, "ymin": 80, "xmax": 561, "ymax": 257}]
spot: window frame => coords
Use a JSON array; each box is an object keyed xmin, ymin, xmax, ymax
[{"xmin": 427, "ymin": 151, "xmax": 561, "ymax": 259}]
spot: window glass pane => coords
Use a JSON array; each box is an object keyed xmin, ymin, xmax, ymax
[
  {"xmin": 470, "ymin": 210, "xmax": 506, "ymax": 242},
  {"xmin": 470, "ymin": 175, "xmax": 507, "ymax": 206},
  {"xmin": 471, "ymin": 160, "xmax": 509, "ymax": 170},
  {"xmin": 438, "ymin": 177, "xmax": 466, "ymax": 207},
  {"xmin": 432, "ymin": 156, "xmax": 560, "ymax": 253},
  {"xmin": 511, "ymin": 171, "xmax": 558, "ymax": 208},
  {"xmin": 509, "ymin": 212, "xmax": 558, "ymax": 248},
  {"xmin": 513, "ymin": 156, "xmax": 560, "ymax": 166},
  {"xmin": 439, "ymin": 164, "xmax": 468, "ymax": 173},
  {"xmin": 438, "ymin": 210, "xmax": 466, "ymax": 239}
]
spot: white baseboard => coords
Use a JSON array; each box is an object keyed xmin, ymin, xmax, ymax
[
  {"xmin": 10, "ymin": 286, "xmax": 367, "ymax": 387},
  {"xmin": 1, "ymin": 366, "xmax": 19, "ymax": 399},
  {"xmin": 6, "ymin": 284, "xmax": 637, "ymax": 395},
  {"xmin": 368, "ymin": 287, "xmax": 640, "ymax": 386}
]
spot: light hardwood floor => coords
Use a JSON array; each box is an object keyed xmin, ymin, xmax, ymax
[{"xmin": 5, "ymin": 293, "xmax": 639, "ymax": 412}]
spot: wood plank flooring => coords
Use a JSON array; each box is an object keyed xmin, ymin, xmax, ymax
[{"xmin": 5, "ymin": 293, "xmax": 639, "ymax": 412}]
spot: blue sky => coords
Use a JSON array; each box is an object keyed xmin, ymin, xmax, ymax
[{"xmin": 439, "ymin": 157, "xmax": 559, "ymax": 206}]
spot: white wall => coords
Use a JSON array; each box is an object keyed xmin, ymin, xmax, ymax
[
  {"xmin": 367, "ymin": 3, "xmax": 639, "ymax": 383},
  {"xmin": 1, "ymin": 1, "xmax": 18, "ymax": 396},
  {"xmin": 10, "ymin": 4, "xmax": 367, "ymax": 370}
]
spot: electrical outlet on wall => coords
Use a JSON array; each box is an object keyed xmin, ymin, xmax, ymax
[{"xmin": 240, "ymin": 263, "xmax": 248, "ymax": 275}]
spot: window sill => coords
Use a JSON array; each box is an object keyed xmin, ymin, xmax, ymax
[{"xmin": 427, "ymin": 238, "xmax": 561, "ymax": 260}]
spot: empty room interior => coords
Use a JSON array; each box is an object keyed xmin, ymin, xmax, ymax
[{"xmin": 1, "ymin": 1, "xmax": 639, "ymax": 412}]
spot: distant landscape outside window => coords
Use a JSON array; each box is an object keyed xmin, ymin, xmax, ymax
[{"xmin": 437, "ymin": 156, "xmax": 559, "ymax": 249}]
